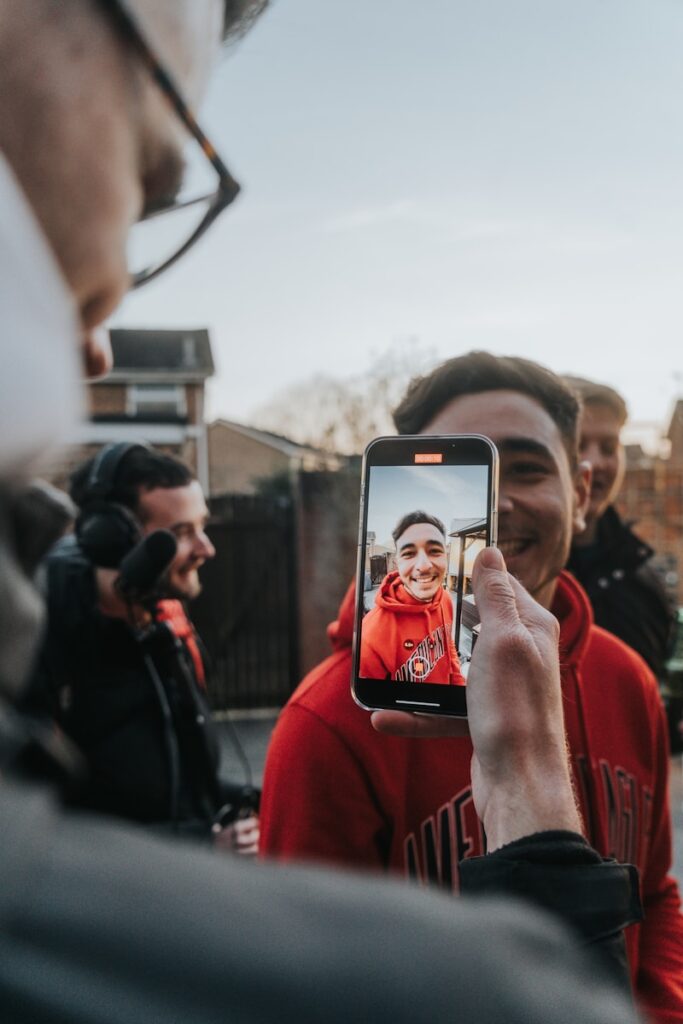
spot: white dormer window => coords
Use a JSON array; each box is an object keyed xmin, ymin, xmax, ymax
[{"xmin": 127, "ymin": 383, "xmax": 186, "ymax": 417}]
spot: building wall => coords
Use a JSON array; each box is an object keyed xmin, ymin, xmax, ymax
[
  {"xmin": 618, "ymin": 458, "xmax": 683, "ymax": 604},
  {"xmin": 668, "ymin": 402, "xmax": 683, "ymax": 462},
  {"xmin": 42, "ymin": 439, "xmax": 199, "ymax": 495},
  {"xmin": 208, "ymin": 424, "xmax": 292, "ymax": 495},
  {"xmin": 90, "ymin": 384, "xmax": 127, "ymax": 416},
  {"xmin": 295, "ymin": 468, "xmax": 360, "ymax": 675},
  {"xmin": 90, "ymin": 382, "xmax": 203, "ymax": 422},
  {"xmin": 186, "ymin": 384, "xmax": 200, "ymax": 423}
]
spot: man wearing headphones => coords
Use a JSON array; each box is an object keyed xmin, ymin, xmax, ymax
[{"xmin": 30, "ymin": 442, "xmax": 258, "ymax": 854}]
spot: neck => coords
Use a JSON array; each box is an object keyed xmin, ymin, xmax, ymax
[
  {"xmin": 532, "ymin": 577, "xmax": 558, "ymax": 611},
  {"xmin": 573, "ymin": 517, "xmax": 598, "ymax": 549}
]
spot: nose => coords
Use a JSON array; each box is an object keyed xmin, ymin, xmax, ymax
[
  {"xmin": 414, "ymin": 548, "xmax": 432, "ymax": 571},
  {"xmin": 82, "ymin": 328, "xmax": 113, "ymax": 379},
  {"xmin": 498, "ymin": 488, "xmax": 514, "ymax": 514},
  {"xmin": 583, "ymin": 441, "xmax": 604, "ymax": 471},
  {"xmin": 195, "ymin": 529, "xmax": 215, "ymax": 560}
]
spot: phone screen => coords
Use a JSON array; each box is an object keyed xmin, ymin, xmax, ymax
[{"xmin": 352, "ymin": 435, "xmax": 498, "ymax": 717}]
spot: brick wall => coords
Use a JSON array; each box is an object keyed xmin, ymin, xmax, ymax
[
  {"xmin": 617, "ymin": 458, "xmax": 683, "ymax": 604},
  {"xmin": 89, "ymin": 384, "xmax": 127, "ymax": 416},
  {"xmin": 208, "ymin": 423, "xmax": 291, "ymax": 495}
]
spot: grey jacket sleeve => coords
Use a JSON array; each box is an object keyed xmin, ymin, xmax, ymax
[
  {"xmin": 460, "ymin": 830, "xmax": 642, "ymax": 991},
  {"xmin": 0, "ymin": 783, "xmax": 641, "ymax": 1024}
]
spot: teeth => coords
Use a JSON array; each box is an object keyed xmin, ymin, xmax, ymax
[{"xmin": 498, "ymin": 539, "xmax": 530, "ymax": 557}]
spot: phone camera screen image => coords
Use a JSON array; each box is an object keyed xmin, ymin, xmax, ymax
[{"xmin": 352, "ymin": 435, "xmax": 498, "ymax": 717}]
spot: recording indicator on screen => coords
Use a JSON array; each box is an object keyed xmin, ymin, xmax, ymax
[{"xmin": 414, "ymin": 453, "xmax": 443, "ymax": 464}]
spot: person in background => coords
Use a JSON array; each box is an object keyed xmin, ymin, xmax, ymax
[
  {"xmin": 261, "ymin": 351, "xmax": 683, "ymax": 1024},
  {"xmin": 564, "ymin": 375, "xmax": 679, "ymax": 748},
  {"xmin": 26, "ymin": 443, "xmax": 258, "ymax": 852}
]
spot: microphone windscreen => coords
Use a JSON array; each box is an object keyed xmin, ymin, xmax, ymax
[{"xmin": 117, "ymin": 530, "xmax": 177, "ymax": 597}]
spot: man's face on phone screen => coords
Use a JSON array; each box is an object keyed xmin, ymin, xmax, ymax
[{"xmin": 395, "ymin": 522, "xmax": 447, "ymax": 602}]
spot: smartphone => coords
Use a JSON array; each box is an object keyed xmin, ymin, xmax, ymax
[{"xmin": 351, "ymin": 434, "xmax": 499, "ymax": 717}]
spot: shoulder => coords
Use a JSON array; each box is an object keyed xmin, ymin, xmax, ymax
[
  {"xmin": 280, "ymin": 649, "xmax": 371, "ymax": 739},
  {"xmin": 44, "ymin": 536, "xmax": 94, "ymax": 610},
  {"xmin": 360, "ymin": 602, "xmax": 388, "ymax": 637},
  {"xmin": 585, "ymin": 623, "xmax": 661, "ymax": 702},
  {"xmin": 0, "ymin": 781, "xmax": 638, "ymax": 1024}
]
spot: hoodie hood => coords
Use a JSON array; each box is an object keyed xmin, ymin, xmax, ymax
[
  {"xmin": 552, "ymin": 570, "xmax": 593, "ymax": 669},
  {"xmin": 327, "ymin": 581, "xmax": 357, "ymax": 652},
  {"xmin": 375, "ymin": 571, "xmax": 449, "ymax": 615},
  {"xmin": 330, "ymin": 569, "xmax": 593, "ymax": 660}
]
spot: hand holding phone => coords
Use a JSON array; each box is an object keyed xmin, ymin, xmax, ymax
[
  {"xmin": 352, "ymin": 434, "xmax": 499, "ymax": 718},
  {"xmin": 372, "ymin": 545, "xmax": 583, "ymax": 850}
]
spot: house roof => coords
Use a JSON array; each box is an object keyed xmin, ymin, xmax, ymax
[
  {"xmin": 448, "ymin": 516, "xmax": 488, "ymax": 537},
  {"xmin": 209, "ymin": 419, "xmax": 336, "ymax": 461},
  {"xmin": 667, "ymin": 399, "xmax": 683, "ymax": 443},
  {"xmin": 103, "ymin": 329, "xmax": 214, "ymax": 381}
]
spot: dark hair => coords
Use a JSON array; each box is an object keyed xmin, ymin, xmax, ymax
[
  {"xmin": 562, "ymin": 375, "xmax": 628, "ymax": 427},
  {"xmin": 392, "ymin": 511, "xmax": 446, "ymax": 547},
  {"xmin": 222, "ymin": 0, "xmax": 269, "ymax": 42},
  {"xmin": 393, "ymin": 351, "xmax": 580, "ymax": 462},
  {"xmin": 70, "ymin": 446, "xmax": 195, "ymax": 522}
]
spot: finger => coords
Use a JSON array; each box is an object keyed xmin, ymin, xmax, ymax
[
  {"xmin": 470, "ymin": 546, "xmax": 520, "ymax": 627},
  {"xmin": 472, "ymin": 544, "xmax": 507, "ymax": 577},
  {"xmin": 505, "ymin": 572, "xmax": 560, "ymax": 645},
  {"xmin": 372, "ymin": 710, "xmax": 470, "ymax": 739}
]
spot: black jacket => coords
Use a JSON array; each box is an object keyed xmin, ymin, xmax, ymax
[
  {"xmin": 568, "ymin": 505, "xmax": 676, "ymax": 682},
  {"xmin": 28, "ymin": 537, "xmax": 224, "ymax": 836}
]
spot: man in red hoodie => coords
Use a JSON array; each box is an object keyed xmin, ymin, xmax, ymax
[
  {"xmin": 261, "ymin": 351, "xmax": 683, "ymax": 1024},
  {"xmin": 360, "ymin": 511, "xmax": 464, "ymax": 684}
]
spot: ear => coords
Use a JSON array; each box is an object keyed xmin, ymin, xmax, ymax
[{"xmin": 572, "ymin": 460, "xmax": 592, "ymax": 537}]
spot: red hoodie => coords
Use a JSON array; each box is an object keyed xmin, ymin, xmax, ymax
[
  {"xmin": 360, "ymin": 571, "xmax": 465, "ymax": 684},
  {"xmin": 261, "ymin": 571, "xmax": 683, "ymax": 1024}
]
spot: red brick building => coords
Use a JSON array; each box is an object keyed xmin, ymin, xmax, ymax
[
  {"xmin": 616, "ymin": 402, "xmax": 683, "ymax": 605},
  {"xmin": 47, "ymin": 328, "xmax": 214, "ymax": 490}
]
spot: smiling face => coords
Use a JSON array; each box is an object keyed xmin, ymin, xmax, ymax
[
  {"xmin": 578, "ymin": 402, "xmax": 625, "ymax": 528},
  {"xmin": 423, "ymin": 390, "xmax": 589, "ymax": 610},
  {"xmin": 395, "ymin": 522, "xmax": 448, "ymax": 602},
  {"xmin": 137, "ymin": 481, "xmax": 215, "ymax": 600}
]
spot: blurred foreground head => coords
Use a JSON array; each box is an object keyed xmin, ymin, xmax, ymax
[
  {"xmin": 0, "ymin": 0, "xmax": 267, "ymax": 697},
  {"xmin": 0, "ymin": 0, "xmax": 266, "ymax": 374}
]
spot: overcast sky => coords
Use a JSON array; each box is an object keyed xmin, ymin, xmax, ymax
[
  {"xmin": 367, "ymin": 464, "xmax": 489, "ymax": 549},
  {"xmin": 113, "ymin": 0, "xmax": 683, "ymax": 444}
]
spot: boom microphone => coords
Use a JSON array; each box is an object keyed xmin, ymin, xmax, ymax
[{"xmin": 116, "ymin": 529, "xmax": 177, "ymax": 603}]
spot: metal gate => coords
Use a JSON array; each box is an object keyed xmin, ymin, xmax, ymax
[{"xmin": 191, "ymin": 495, "xmax": 299, "ymax": 711}]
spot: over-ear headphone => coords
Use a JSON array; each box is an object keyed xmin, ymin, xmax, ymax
[{"xmin": 75, "ymin": 442, "xmax": 149, "ymax": 568}]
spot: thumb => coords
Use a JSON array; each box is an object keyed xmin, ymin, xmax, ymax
[{"xmin": 470, "ymin": 546, "xmax": 520, "ymax": 628}]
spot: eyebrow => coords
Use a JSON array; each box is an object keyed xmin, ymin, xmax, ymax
[
  {"xmin": 398, "ymin": 538, "xmax": 446, "ymax": 553},
  {"xmin": 497, "ymin": 437, "xmax": 557, "ymax": 462}
]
